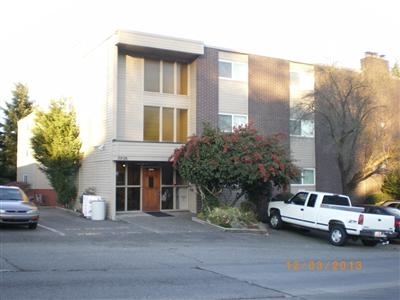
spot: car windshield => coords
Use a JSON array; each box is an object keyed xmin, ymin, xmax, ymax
[{"xmin": 0, "ymin": 189, "xmax": 23, "ymax": 201}]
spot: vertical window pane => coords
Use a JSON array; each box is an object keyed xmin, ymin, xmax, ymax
[
  {"xmin": 218, "ymin": 114, "xmax": 232, "ymax": 132},
  {"xmin": 127, "ymin": 188, "xmax": 140, "ymax": 210},
  {"xmin": 301, "ymin": 120, "xmax": 315, "ymax": 137},
  {"xmin": 233, "ymin": 63, "xmax": 248, "ymax": 81},
  {"xmin": 233, "ymin": 115, "xmax": 247, "ymax": 129},
  {"xmin": 116, "ymin": 188, "xmax": 125, "ymax": 211},
  {"xmin": 144, "ymin": 106, "xmax": 160, "ymax": 141},
  {"xmin": 219, "ymin": 61, "xmax": 232, "ymax": 78},
  {"xmin": 177, "ymin": 63, "xmax": 188, "ymax": 95},
  {"xmin": 162, "ymin": 61, "xmax": 174, "ymax": 93},
  {"xmin": 127, "ymin": 164, "xmax": 140, "ymax": 185},
  {"xmin": 144, "ymin": 59, "xmax": 160, "ymax": 92},
  {"xmin": 162, "ymin": 164, "xmax": 173, "ymax": 185},
  {"xmin": 162, "ymin": 108, "xmax": 174, "ymax": 142},
  {"xmin": 116, "ymin": 163, "xmax": 126, "ymax": 185},
  {"xmin": 290, "ymin": 119, "xmax": 301, "ymax": 136},
  {"xmin": 303, "ymin": 169, "xmax": 315, "ymax": 184},
  {"xmin": 176, "ymin": 109, "xmax": 188, "ymax": 143},
  {"xmin": 161, "ymin": 187, "xmax": 173, "ymax": 209}
]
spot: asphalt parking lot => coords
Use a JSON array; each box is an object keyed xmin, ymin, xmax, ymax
[{"xmin": 1, "ymin": 207, "xmax": 399, "ymax": 300}]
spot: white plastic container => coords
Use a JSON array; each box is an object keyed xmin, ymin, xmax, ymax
[{"xmin": 91, "ymin": 199, "xmax": 106, "ymax": 221}]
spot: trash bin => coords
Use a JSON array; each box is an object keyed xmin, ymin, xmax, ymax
[{"xmin": 91, "ymin": 199, "xmax": 106, "ymax": 221}]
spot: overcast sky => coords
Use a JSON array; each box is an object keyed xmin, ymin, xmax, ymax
[{"xmin": 0, "ymin": 0, "xmax": 399, "ymax": 109}]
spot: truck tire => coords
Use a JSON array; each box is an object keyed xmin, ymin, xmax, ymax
[
  {"xmin": 28, "ymin": 223, "xmax": 37, "ymax": 229},
  {"xmin": 329, "ymin": 225, "xmax": 347, "ymax": 246},
  {"xmin": 269, "ymin": 211, "xmax": 283, "ymax": 229},
  {"xmin": 361, "ymin": 239, "xmax": 379, "ymax": 247}
]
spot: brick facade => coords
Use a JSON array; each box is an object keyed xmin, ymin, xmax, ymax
[
  {"xmin": 196, "ymin": 47, "xmax": 219, "ymax": 134},
  {"xmin": 248, "ymin": 55, "xmax": 290, "ymax": 151}
]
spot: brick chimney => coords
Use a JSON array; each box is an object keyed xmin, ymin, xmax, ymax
[{"xmin": 361, "ymin": 51, "xmax": 389, "ymax": 73}]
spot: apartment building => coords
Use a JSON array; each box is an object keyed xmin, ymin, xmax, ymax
[{"xmin": 21, "ymin": 30, "xmax": 395, "ymax": 219}]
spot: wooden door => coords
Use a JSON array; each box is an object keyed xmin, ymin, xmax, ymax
[{"xmin": 142, "ymin": 168, "xmax": 160, "ymax": 211}]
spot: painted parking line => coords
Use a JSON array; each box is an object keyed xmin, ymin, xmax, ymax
[{"xmin": 38, "ymin": 224, "xmax": 66, "ymax": 236}]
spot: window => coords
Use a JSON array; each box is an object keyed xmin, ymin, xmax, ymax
[
  {"xmin": 307, "ymin": 194, "xmax": 318, "ymax": 207},
  {"xmin": 176, "ymin": 109, "xmax": 188, "ymax": 143},
  {"xmin": 290, "ymin": 71, "xmax": 314, "ymax": 90},
  {"xmin": 162, "ymin": 61, "xmax": 174, "ymax": 93},
  {"xmin": 177, "ymin": 63, "xmax": 188, "ymax": 95},
  {"xmin": 162, "ymin": 108, "xmax": 174, "ymax": 142},
  {"xmin": 322, "ymin": 195, "xmax": 350, "ymax": 206},
  {"xmin": 144, "ymin": 106, "xmax": 188, "ymax": 142},
  {"xmin": 290, "ymin": 192, "xmax": 308, "ymax": 206},
  {"xmin": 291, "ymin": 168, "xmax": 315, "ymax": 185},
  {"xmin": 144, "ymin": 59, "xmax": 188, "ymax": 95},
  {"xmin": 144, "ymin": 59, "xmax": 160, "ymax": 92},
  {"xmin": 218, "ymin": 114, "xmax": 248, "ymax": 132},
  {"xmin": 219, "ymin": 60, "xmax": 248, "ymax": 81},
  {"xmin": 143, "ymin": 106, "xmax": 160, "ymax": 141},
  {"xmin": 116, "ymin": 163, "xmax": 141, "ymax": 211},
  {"xmin": 290, "ymin": 119, "xmax": 314, "ymax": 137}
]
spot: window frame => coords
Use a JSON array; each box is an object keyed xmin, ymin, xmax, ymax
[
  {"xmin": 218, "ymin": 113, "xmax": 248, "ymax": 132},
  {"xmin": 291, "ymin": 168, "xmax": 315, "ymax": 186},
  {"xmin": 290, "ymin": 119, "xmax": 315, "ymax": 138},
  {"xmin": 218, "ymin": 59, "xmax": 248, "ymax": 82},
  {"xmin": 143, "ymin": 106, "xmax": 188, "ymax": 143},
  {"xmin": 144, "ymin": 59, "xmax": 189, "ymax": 95}
]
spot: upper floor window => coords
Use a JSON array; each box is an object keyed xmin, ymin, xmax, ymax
[
  {"xmin": 144, "ymin": 59, "xmax": 188, "ymax": 95},
  {"xmin": 290, "ymin": 119, "xmax": 314, "ymax": 137},
  {"xmin": 218, "ymin": 114, "xmax": 248, "ymax": 132},
  {"xmin": 291, "ymin": 168, "xmax": 315, "ymax": 185},
  {"xmin": 219, "ymin": 60, "xmax": 248, "ymax": 82},
  {"xmin": 144, "ymin": 106, "xmax": 188, "ymax": 143},
  {"xmin": 290, "ymin": 71, "xmax": 314, "ymax": 91}
]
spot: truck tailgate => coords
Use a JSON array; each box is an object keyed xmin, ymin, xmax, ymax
[{"xmin": 362, "ymin": 214, "xmax": 395, "ymax": 231}]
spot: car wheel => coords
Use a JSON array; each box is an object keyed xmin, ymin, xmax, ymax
[
  {"xmin": 269, "ymin": 211, "xmax": 283, "ymax": 230},
  {"xmin": 361, "ymin": 239, "xmax": 378, "ymax": 247},
  {"xmin": 28, "ymin": 223, "xmax": 37, "ymax": 229},
  {"xmin": 329, "ymin": 225, "xmax": 347, "ymax": 246}
]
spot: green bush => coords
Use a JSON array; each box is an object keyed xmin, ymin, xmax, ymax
[
  {"xmin": 365, "ymin": 192, "xmax": 392, "ymax": 204},
  {"xmin": 240, "ymin": 201, "xmax": 257, "ymax": 213},
  {"xmin": 205, "ymin": 206, "xmax": 258, "ymax": 228}
]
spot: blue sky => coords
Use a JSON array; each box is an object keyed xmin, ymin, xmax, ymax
[{"xmin": 1, "ymin": 0, "xmax": 399, "ymax": 111}]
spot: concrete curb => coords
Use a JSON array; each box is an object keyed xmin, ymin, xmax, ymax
[{"xmin": 192, "ymin": 217, "xmax": 269, "ymax": 235}]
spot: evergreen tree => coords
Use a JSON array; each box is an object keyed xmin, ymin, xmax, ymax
[
  {"xmin": 0, "ymin": 83, "xmax": 33, "ymax": 181},
  {"xmin": 392, "ymin": 62, "xmax": 400, "ymax": 78},
  {"xmin": 31, "ymin": 99, "xmax": 82, "ymax": 206},
  {"xmin": 381, "ymin": 168, "xmax": 400, "ymax": 199}
]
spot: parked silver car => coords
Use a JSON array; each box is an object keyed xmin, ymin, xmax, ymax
[{"xmin": 0, "ymin": 185, "xmax": 39, "ymax": 229}]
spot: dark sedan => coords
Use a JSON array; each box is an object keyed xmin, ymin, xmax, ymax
[
  {"xmin": 362, "ymin": 205, "xmax": 400, "ymax": 238},
  {"xmin": 0, "ymin": 185, "xmax": 39, "ymax": 229}
]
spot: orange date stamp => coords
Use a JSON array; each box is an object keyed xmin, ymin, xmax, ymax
[{"xmin": 286, "ymin": 260, "xmax": 363, "ymax": 271}]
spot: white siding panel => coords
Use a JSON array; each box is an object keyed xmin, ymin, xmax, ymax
[
  {"xmin": 76, "ymin": 36, "xmax": 118, "ymax": 214},
  {"xmin": 290, "ymin": 137, "xmax": 315, "ymax": 167},
  {"xmin": 117, "ymin": 30, "xmax": 204, "ymax": 55},
  {"xmin": 219, "ymin": 80, "xmax": 248, "ymax": 114},
  {"xmin": 112, "ymin": 142, "xmax": 180, "ymax": 161},
  {"xmin": 117, "ymin": 54, "xmax": 143, "ymax": 140},
  {"xmin": 219, "ymin": 52, "xmax": 248, "ymax": 63}
]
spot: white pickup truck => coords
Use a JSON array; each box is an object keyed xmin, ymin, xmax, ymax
[{"xmin": 267, "ymin": 191, "xmax": 397, "ymax": 246}]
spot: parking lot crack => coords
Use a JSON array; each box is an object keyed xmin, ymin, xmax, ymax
[
  {"xmin": 194, "ymin": 266, "xmax": 305, "ymax": 299},
  {"xmin": 1, "ymin": 256, "xmax": 24, "ymax": 272}
]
